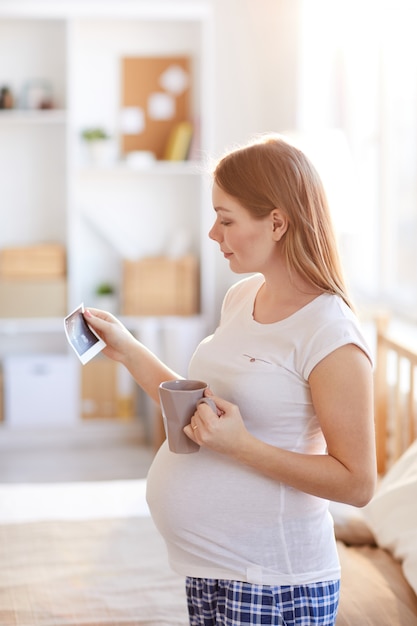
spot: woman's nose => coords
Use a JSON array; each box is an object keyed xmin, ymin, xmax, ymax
[{"xmin": 209, "ymin": 223, "xmax": 220, "ymax": 242}]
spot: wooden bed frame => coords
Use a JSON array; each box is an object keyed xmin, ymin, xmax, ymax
[
  {"xmin": 374, "ymin": 315, "xmax": 417, "ymax": 474},
  {"xmin": 336, "ymin": 314, "xmax": 417, "ymax": 625}
]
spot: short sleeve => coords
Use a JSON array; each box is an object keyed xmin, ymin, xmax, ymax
[{"xmin": 300, "ymin": 318, "xmax": 373, "ymax": 380}]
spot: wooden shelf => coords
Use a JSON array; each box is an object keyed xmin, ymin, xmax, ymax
[
  {"xmin": 77, "ymin": 160, "xmax": 204, "ymax": 176},
  {"xmin": 0, "ymin": 1, "xmax": 215, "ymax": 405},
  {"xmin": 0, "ymin": 317, "xmax": 64, "ymax": 335}
]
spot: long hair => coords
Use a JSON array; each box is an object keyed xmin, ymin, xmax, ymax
[{"xmin": 213, "ymin": 134, "xmax": 353, "ymax": 310}]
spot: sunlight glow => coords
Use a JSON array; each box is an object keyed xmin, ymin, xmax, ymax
[{"xmin": 299, "ymin": 0, "xmax": 417, "ymax": 313}]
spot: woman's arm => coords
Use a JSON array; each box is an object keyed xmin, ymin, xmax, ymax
[
  {"xmin": 184, "ymin": 343, "xmax": 377, "ymax": 507},
  {"xmin": 84, "ymin": 308, "xmax": 181, "ymax": 404}
]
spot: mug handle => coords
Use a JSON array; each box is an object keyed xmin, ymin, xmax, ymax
[{"xmin": 196, "ymin": 397, "xmax": 217, "ymax": 413}]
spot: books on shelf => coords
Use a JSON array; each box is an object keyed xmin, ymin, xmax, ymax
[{"xmin": 163, "ymin": 121, "xmax": 193, "ymax": 161}]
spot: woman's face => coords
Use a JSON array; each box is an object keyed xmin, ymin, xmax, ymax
[{"xmin": 209, "ymin": 182, "xmax": 280, "ymax": 275}]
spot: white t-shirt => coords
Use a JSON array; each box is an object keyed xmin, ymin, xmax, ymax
[{"xmin": 146, "ymin": 273, "xmax": 372, "ymax": 586}]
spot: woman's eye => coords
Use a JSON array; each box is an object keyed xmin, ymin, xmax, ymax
[{"xmin": 220, "ymin": 220, "xmax": 232, "ymax": 226}]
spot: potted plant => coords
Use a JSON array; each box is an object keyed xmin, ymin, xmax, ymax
[
  {"xmin": 81, "ymin": 127, "xmax": 113, "ymax": 165},
  {"xmin": 95, "ymin": 282, "xmax": 118, "ymax": 313}
]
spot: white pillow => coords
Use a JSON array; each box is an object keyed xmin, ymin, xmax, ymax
[{"xmin": 363, "ymin": 439, "xmax": 417, "ymax": 594}]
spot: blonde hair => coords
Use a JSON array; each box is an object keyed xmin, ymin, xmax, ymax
[{"xmin": 213, "ymin": 134, "xmax": 353, "ymax": 310}]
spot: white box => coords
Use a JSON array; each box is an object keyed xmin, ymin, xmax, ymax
[{"xmin": 3, "ymin": 355, "xmax": 79, "ymax": 427}]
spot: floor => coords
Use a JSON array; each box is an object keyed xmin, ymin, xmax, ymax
[{"xmin": 0, "ymin": 418, "xmax": 156, "ymax": 483}]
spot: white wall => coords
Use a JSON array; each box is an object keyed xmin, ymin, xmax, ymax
[
  {"xmin": 211, "ymin": 0, "xmax": 299, "ymax": 153},
  {"xmin": 208, "ymin": 0, "xmax": 301, "ymax": 319}
]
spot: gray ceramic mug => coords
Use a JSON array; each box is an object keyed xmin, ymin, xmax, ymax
[{"xmin": 159, "ymin": 379, "xmax": 209, "ymax": 453}]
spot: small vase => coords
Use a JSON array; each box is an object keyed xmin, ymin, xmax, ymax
[
  {"xmin": 86, "ymin": 140, "xmax": 114, "ymax": 166},
  {"xmin": 95, "ymin": 294, "xmax": 118, "ymax": 314}
]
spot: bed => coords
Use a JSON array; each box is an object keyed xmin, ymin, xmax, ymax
[
  {"xmin": 0, "ymin": 316, "xmax": 417, "ymax": 625},
  {"xmin": 0, "ymin": 480, "xmax": 189, "ymax": 626}
]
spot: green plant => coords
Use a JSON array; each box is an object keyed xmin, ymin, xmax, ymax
[
  {"xmin": 81, "ymin": 127, "xmax": 110, "ymax": 141},
  {"xmin": 95, "ymin": 282, "xmax": 115, "ymax": 295}
]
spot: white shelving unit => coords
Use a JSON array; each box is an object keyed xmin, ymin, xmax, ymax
[{"xmin": 0, "ymin": 0, "xmax": 215, "ymax": 423}]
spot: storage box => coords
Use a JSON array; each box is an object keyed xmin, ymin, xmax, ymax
[
  {"xmin": 0, "ymin": 244, "xmax": 66, "ymax": 279},
  {"xmin": 0, "ymin": 279, "xmax": 67, "ymax": 317},
  {"xmin": 81, "ymin": 358, "xmax": 135, "ymax": 420},
  {"xmin": 3, "ymin": 354, "xmax": 79, "ymax": 427},
  {"xmin": 122, "ymin": 255, "xmax": 199, "ymax": 316}
]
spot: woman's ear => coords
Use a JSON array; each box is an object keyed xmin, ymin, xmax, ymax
[{"xmin": 271, "ymin": 209, "xmax": 288, "ymax": 241}]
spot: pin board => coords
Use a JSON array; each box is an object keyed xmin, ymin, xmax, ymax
[{"xmin": 120, "ymin": 56, "xmax": 191, "ymax": 160}]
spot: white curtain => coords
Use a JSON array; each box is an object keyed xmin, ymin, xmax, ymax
[{"xmin": 297, "ymin": 0, "xmax": 417, "ymax": 317}]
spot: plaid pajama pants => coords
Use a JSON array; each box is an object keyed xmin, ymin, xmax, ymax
[{"xmin": 185, "ymin": 577, "xmax": 340, "ymax": 626}]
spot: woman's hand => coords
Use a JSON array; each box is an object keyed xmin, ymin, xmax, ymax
[
  {"xmin": 183, "ymin": 390, "xmax": 251, "ymax": 457},
  {"xmin": 83, "ymin": 308, "xmax": 137, "ymax": 364}
]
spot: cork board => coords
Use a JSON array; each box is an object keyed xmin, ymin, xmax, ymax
[{"xmin": 121, "ymin": 56, "xmax": 191, "ymax": 160}]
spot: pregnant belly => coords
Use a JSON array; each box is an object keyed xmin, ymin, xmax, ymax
[
  {"xmin": 146, "ymin": 442, "xmax": 336, "ymax": 582},
  {"xmin": 147, "ymin": 441, "xmax": 240, "ymax": 534},
  {"xmin": 146, "ymin": 442, "xmax": 286, "ymax": 569}
]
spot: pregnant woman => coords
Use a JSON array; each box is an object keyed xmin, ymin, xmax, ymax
[{"xmin": 85, "ymin": 133, "xmax": 376, "ymax": 626}]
